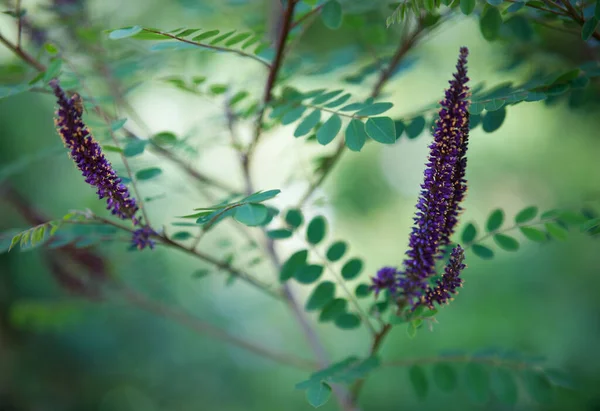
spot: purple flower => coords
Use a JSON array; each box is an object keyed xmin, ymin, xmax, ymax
[
  {"xmin": 50, "ymin": 80, "xmax": 155, "ymax": 250},
  {"xmin": 370, "ymin": 267, "xmax": 398, "ymax": 296},
  {"xmin": 420, "ymin": 245, "xmax": 465, "ymax": 309},
  {"xmin": 371, "ymin": 47, "xmax": 470, "ymax": 307},
  {"xmin": 132, "ymin": 226, "xmax": 157, "ymax": 250}
]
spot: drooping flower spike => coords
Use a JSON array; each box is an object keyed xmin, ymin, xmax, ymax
[
  {"xmin": 371, "ymin": 47, "xmax": 470, "ymax": 309},
  {"xmin": 50, "ymin": 80, "xmax": 155, "ymax": 250}
]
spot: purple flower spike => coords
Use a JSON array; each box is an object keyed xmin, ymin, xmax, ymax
[
  {"xmin": 371, "ymin": 47, "xmax": 470, "ymax": 307},
  {"xmin": 420, "ymin": 245, "xmax": 465, "ymax": 309},
  {"xmin": 50, "ymin": 80, "xmax": 138, "ymax": 221},
  {"xmin": 132, "ymin": 226, "xmax": 157, "ymax": 250},
  {"xmin": 370, "ymin": 267, "xmax": 398, "ymax": 296}
]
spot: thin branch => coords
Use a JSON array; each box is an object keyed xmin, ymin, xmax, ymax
[
  {"xmin": 0, "ymin": 33, "xmax": 46, "ymax": 71},
  {"xmin": 16, "ymin": 0, "xmax": 22, "ymax": 48},
  {"xmin": 141, "ymin": 29, "xmax": 272, "ymax": 69},
  {"xmin": 120, "ymin": 286, "xmax": 316, "ymax": 370},
  {"xmin": 246, "ymin": 0, "xmax": 298, "ymax": 160},
  {"xmin": 464, "ymin": 218, "xmax": 556, "ymax": 248},
  {"xmin": 291, "ymin": 4, "xmax": 324, "ymax": 29}
]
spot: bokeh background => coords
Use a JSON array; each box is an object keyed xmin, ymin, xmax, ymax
[{"xmin": 1, "ymin": 0, "xmax": 600, "ymax": 410}]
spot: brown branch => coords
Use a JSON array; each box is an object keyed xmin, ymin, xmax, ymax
[
  {"xmin": 291, "ymin": 3, "xmax": 324, "ymax": 29},
  {"xmin": 0, "ymin": 33, "xmax": 46, "ymax": 71}
]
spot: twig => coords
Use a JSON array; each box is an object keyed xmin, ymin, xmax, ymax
[
  {"xmin": 141, "ymin": 28, "xmax": 272, "ymax": 69},
  {"xmin": 0, "ymin": 33, "xmax": 46, "ymax": 71},
  {"xmin": 291, "ymin": 4, "xmax": 324, "ymax": 29},
  {"xmin": 16, "ymin": 0, "xmax": 22, "ymax": 48},
  {"xmin": 120, "ymin": 285, "xmax": 316, "ymax": 370}
]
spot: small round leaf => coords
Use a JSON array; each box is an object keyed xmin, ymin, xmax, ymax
[
  {"xmin": 486, "ymin": 209, "xmax": 505, "ymax": 232},
  {"xmin": 295, "ymin": 264, "xmax": 324, "ymax": 284},
  {"xmin": 316, "ymin": 114, "xmax": 342, "ymax": 145},
  {"xmin": 280, "ymin": 250, "xmax": 308, "ymax": 282},
  {"xmin": 461, "ymin": 223, "xmax": 477, "ymax": 244},
  {"xmin": 472, "ymin": 244, "xmax": 494, "ymax": 259},
  {"xmin": 341, "ymin": 258, "xmax": 363, "ymax": 280},
  {"xmin": 520, "ymin": 226, "xmax": 547, "ymax": 242},
  {"xmin": 465, "ymin": 363, "xmax": 490, "ymax": 403},
  {"xmin": 334, "ymin": 313, "xmax": 361, "ymax": 329},
  {"xmin": 493, "ymin": 234, "xmax": 519, "ymax": 251},
  {"xmin": 307, "ymin": 216, "xmax": 327, "ymax": 245},
  {"xmin": 409, "ymin": 365, "xmax": 429, "ymax": 400},
  {"xmin": 306, "ymin": 281, "xmax": 336, "ymax": 311},
  {"xmin": 319, "ymin": 298, "xmax": 347, "ymax": 322},
  {"xmin": 515, "ymin": 206, "xmax": 538, "ymax": 223},
  {"xmin": 433, "ymin": 364, "xmax": 458, "ymax": 392},
  {"xmin": 355, "ymin": 283, "xmax": 372, "ymax": 298},
  {"xmin": 365, "ymin": 117, "xmax": 396, "ymax": 144},
  {"xmin": 285, "ymin": 209, "xmax": 303, "ymax": 228},
  {"xmin": 326, "ymin": 241, "xmax": 347, "ymax": 262}
]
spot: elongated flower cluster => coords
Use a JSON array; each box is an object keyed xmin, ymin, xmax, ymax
[
  {"xmin": 371, "ymin": 47, "xmax": 470, "ymax": 309},
  {"xmin": 50, "ymin": 80, "xmax": 155, "ymax": 250},
  {"xmin": 420, "ymin": 245, "xmax": 465, "ymax": 309}
]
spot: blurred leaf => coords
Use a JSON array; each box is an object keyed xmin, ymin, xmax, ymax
[
  {"xmin": 123, "ymin": 139, "xmax": 148, "ymax": 157},
  {"xmin": 234, "ymin": 203, "xmax": 269, "ymax": 226},
  {"xmin": 136, "ymin": 167, "xmax": 162, "ymax": 180},
  {"xmin": 355, "ymin": 283, "xmax": 372, "ymax": 298},
  {"xmin": 356, "ymin": 102, "xmax": 393, "ymax": 116},
  {"xmin": 409, "ymin": 365, "xmax": 429, "ymax": 400},
  {"xmin": 172, "ymin": 231, "xmax": 192, "ymax": 240},
  {"xmin": 316, "ymin": 114, "xmax": 342, "ymax": 145},
  {"xmin": 321, "ymin": 0, "xmax": 343, "ymax": 29},
  {"xmin": 326, "ymin": 241, "xmax": 347, "ymax": 262},
  {"xmin": 482, "ymin": 107, "xmax": 506, "ymax": 132},
  {"xmin": 341, "ymin": 258, "xmax": 363, "ymax": 280},
  {"xmin": 405, "ymin": 116, "xmax": 426, "ymax": 139},
  {"xmin": 295, "ymin": 265, "xmax": 324, "ymax": 284},
  {"xmin": 267, "ymin": 229, "xmax": 293, "ymax": 239},
  {"xmin": 295, "ymin": 110, "xmax": 321, "ymax": 137},
  {"xmin": 486, "ymin": 209, "xmax": 504, "ymax": 232},
  {"xmin": 307, "ymin": 216, "xmax": 327, "ymax": 245},
  {"xmin": 334, "ymin": 313, "xmax": 361, "ymax": 329},
  {"xmin": 152, "ymin": 131, "xmax": 178, "ymax": 146},
  {"xmin": 280, "ymin": 250, "xmax": 309, "ymax": 282},
  {"xmin": 242, "ymin": 189, "xmax": 280, "ymax": 203},
  {"xmin": 465, "ymin": 363, "xmax": 490, "ymax": 403},
  {"xmin": 493, "ymin": 234, "xmax": 519, "ymax": 251},
  {"xmin": 460, "ymin": 0, "xmax": 476, "ymax": 15},
  {"xmin": 544, "ymin": 222, "xmax": 568, "ymax": 241},
  {"xmin": 108, "ymin": 26, "xmax": 143, "ymax": 40},
  {"xmin": 433, "ymin": 364, "xmax": 458, "ymax": 392},
  {"xmin": 515, "ymin": 206, "xmax": 538, "ymax": 223},
  {"xmin": 345, "ymin": 119, "xmax": 367, "ymax": 152},
  {"xmin": 472, "ymin": 244, "xmax": 494, "ymax": 259},
  {"xmin": 43, "ymin": 59, "xmax": 62, "ymax": 82},
  {"xmin": 282, "ymin": 106, "xmax": 307, "ymax": 125},
  {"xmin": 461, "ymin": 223, "xmax": 477, "ymax": 243},
  {"xmin": 319, "ymin": 298, "xmax": 347, "ymax": 322},
  {"xmin": 520, "ymin": 226, "xmax": 547, "ymax": 242},
  {"xmin": 491, "ymin": 368, "xmax": 518, "ymax": 406},
  {"xmin": 582, "ymin": 17, "xmax": 599, "ymax": 41},
  {"xmin": 306, "ymin": 381, "xmax": 331, "ymax": 408},
  {"xmin": 286, "ymin": 209, "xmax": 304, "ymax": 228},
  {"xmin": 365, "ymin": 117, "xmax": 396, "ymax": 144},
  {"xmin": 10, "ymin": 300, "xmax": 85, "ymax": 330},
  {"xmin": 523, "ymin": 370, "xmax": 554, "ymax": 404},
  {"xmin": 192, "ymin": 30, "xmax": 220, "ymax": 41},
  {"xmin": 480, "ymin": 6, "xmax": 502, "ymax": 41},
  {"xmin": 306, "ymin": 281, "xmax": 336, "ymax": 311}
]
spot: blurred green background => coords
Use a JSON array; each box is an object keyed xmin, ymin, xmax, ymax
[{"xmin": 1, "ymin": 0, "xmax": 600, "ymax": 410}]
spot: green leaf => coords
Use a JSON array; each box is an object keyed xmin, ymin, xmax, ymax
[
  {"xmin": 312, "ymin": 90, "xmax": 343, "ymax": 105},
  {"xmin": 486, "ymin": 209, "xmax": 504, "ymax": 232},
  {"xmin": 472, "ymin": 244, "xmax": 494, "ymax": 259},
  {"xmin": 225, "ymin": 32, "xmax": 252, "ymax": 46},
  {"xmin": 209, "ymin": 84, "xmax": 228, "ymax": 94},
  {"xmin": 281, "ymin": 106, "xmax": 307, "ymax": 125},
  {"xmin": 123, "ymin": 139, "xmax": 148, "ymax": 157},
  {"xmin": 316, "ymin": 114, "xmax": 342, "ymax": 145},
  {"xmin": 344, "ymin": 119, "xmax": 368, "ymax": 152},
  {"xmin": 515, "ymin": 206, "xmax": 538, "ymax": 223},
  {"xmin": 324, "ymin": 93, "xmax": 352, "ymax": 108},
  {"xmin": 493, "ymin": 234, "xmax": 519, "ymax": 251},
  {"xmin": 108, "ymin": 26, "xmax": 143, "ymax": 40},
  {"xmin": 520, "ymin": 226, "xmax": 547, "ymax": 242},
  {"xmin": 341, "ymin": 258, "xmax": 363, "ymax": 280},
  {"xmin": 409, "ymin": 365, "xmax": 429, "ymax": 400},
  {"xmin": 152, "ymin": 131, "xmax": 178, "ymax": 146},
  {"xmin": 433, "ymin": 364, "xmax": 458, "ymax": 392},
  {"xmin": 405, "ymin": 116, "xmax": 426, "ymax": 139},
  {"xmin": 295, "ymin": 110, "xmax": 321, "ymax": 137},
  {"xmin": 545, "ymin": 222, "xmax": 568, "ymax": 241},
  {"xmin": 523, "ymin": 370, "xmax": 554, "ymax": 404},
  {"xmin": 319, "ymin": 298, "xmax": 347, "ymax": 322},
  {"xmin": 356, "ymin": 102, "xmax": 393, "ymax": 116},
  {"xmin": 267, "ymin": 229, "xmax": 293, "ymax": 239},
  {"xmin": 460, "ymin": 0, "xmax": 476, "ymax": 15},
  {"xmin": 234, "ymin": 203, "xmax": 269, "ymax": 226},
  {"xmin": 480, "ymin": 6, "xmax": 502, "ymax": 41},
  {"xmin": 136, "ymin": 167, "xmax": 162, "ymax": 180},
  {"xmin": 242, "ymin": 189, "xmax": 280, "ymax": 203},
  {"xmin": 465, "ymin": 363, "xmax": 490, "ymax": 403},
  {"xmin": 307, "ymin": 216, "xmax": 327, "ymax": 245},
  {"xmin": 334, "ymin": 313, "xmax": 361, "ymax": 329},
  {"xmin": 582, "ymin": 17, "xmax": 599, "ymax": 41},
  {"xmin": 43, "ymin": 59, "xmax": 62, "ymax": 82},
  {"xmin": 172, "ymin": 231, "xmax": 192, "ymax": 240},
  {"xmin": 461, "ymin": 223, "xmax": 477, "ymax": 244},
  {"xmin": 192, "ymin": 30, "xmax": 220, "ymax": 41},
  {"xmin": 306, "ymin": 281, "xmax": 336, "ymax": 311},
  {"xmin": 365, "ymin": 117, "xmax": 396, "ymax": 144},
  {"xmin": 210, "ymin": 30, "xmax": 235, "ymax": 45},
  {"xmin": 321, "ymin": 0, "xmax": 343, "ymax": 30},
  {"xmin": 296, "ymin": 265, "xmax": 324, "ymax": 284},
  {"xmin": 482, "ymin": 107, "xmax": 506, "ymax": 132},
  {"xmin": 111, "ymin": 118, "xmax": 128, "ymax": 131},
  {"xmin": 355, "ymin": 284, "xmax": 372, "ymax": 298},
  {"xmin": 306, "ymin": 381, "xmax": 332, "ymax": 408},
  {"xmin": 326, "ymin": 241, "xmax": 347, "ymax": 262},
  {"xmin": 280, "ymin": 250, "xmax": 309, "ymax": 282},
  {"xmin": 285, "ymin": 209, "xmax": 303, "ymax": 228},
  {"xmin": 491, "ymin": 368, "xmax": 518, "ymax": 406}
]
